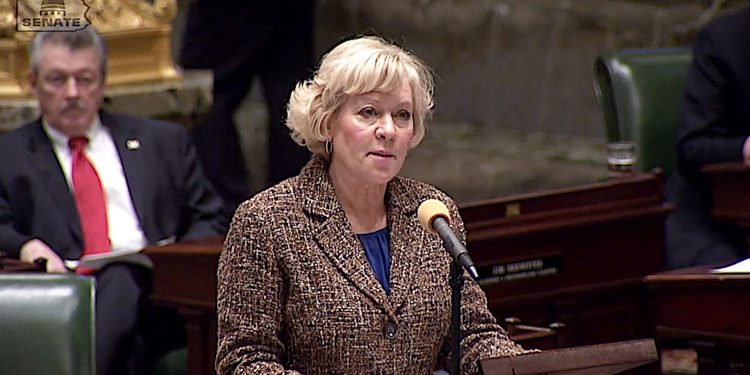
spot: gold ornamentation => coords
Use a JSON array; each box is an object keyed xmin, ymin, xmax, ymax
[
  {"xmin": 0, "ymin": 0, "xmax": 179, "ymax": 99},
  {"xmin": 84, "ymin": 0, "xmax": 177, "ymax": 31},
  {"xmin": 0, "ymin": 2, "xmax": 15, "ymax": 38}
]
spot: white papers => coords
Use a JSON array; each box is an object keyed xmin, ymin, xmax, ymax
[
  {"xmin": 64, "ymin": 248, "xmax": 152, "ymax": 271},
  {"xmin": 711, "ymin": 258, "xmax": 750, "ymax": 273}
]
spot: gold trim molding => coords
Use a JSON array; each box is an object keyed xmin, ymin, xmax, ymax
[{"xmin": 0, "ymin": 0, "xmax": 179, "ymax": 99}]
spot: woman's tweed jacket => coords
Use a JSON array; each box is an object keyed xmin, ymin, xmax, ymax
[{"xmin": 216, "ymin": 156, "xmax": 527, "ymax": 374}]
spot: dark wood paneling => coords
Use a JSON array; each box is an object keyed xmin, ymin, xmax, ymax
[
  {"xmin": 646, "ymin": 267, "xmax": 750, "ymax": 374},
  {"xmin": 460, "ymin": 174, "xmax": 669, "ymax": 355}
]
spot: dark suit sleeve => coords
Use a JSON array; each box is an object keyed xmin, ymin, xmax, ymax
[
  {"xmin": 0, "ymin": 185, "xmax": 35, "ymax": 258},
  {"xmin": 174, "ymin": 129, "xmax": 227, "ymax": 240},
  {"xmin": 0, "ymin": 134, "xmax": 37, "ymax": 257},
  {"xmin": 678, "ymin": 24, "xmax": 747, "ymax": 176}
]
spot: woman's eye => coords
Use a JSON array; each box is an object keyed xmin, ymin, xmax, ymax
[
  {"xmin": 394, "ymin": 110, "xmax": 412, "ymax": 125},
  {"xmin": 358, "ymin": 107, "xmax": 378, "ymax": 119}
]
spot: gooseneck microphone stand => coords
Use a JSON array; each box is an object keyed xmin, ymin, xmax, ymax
[
  {"xmin": 450, "ymin": 259, "xmax": 463, "ymax": 375},
  {"xmin": 418, "ymin": 200, "xmax": 478, "ymax": 375}
]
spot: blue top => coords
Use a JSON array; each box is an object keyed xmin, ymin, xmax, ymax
[{"xmin": 357, "ymin": 227, "xmax": 391, "ymax": 294}]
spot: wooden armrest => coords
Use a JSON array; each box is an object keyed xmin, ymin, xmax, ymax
[{"xmin": 0, "ymin": 252, "xmax": 46, "ymax": 273}]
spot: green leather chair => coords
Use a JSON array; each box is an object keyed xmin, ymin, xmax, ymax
[
  {"xmin": 594, "ymin": 48, "xmax": 693, "ymax": 176},
  {"xmin": 154, "ymin": 347, "xmax": 188, "ymax": 375},
  {"xmin": 0, "ymin": 274, "xmax": 95, "ymax": 375}
]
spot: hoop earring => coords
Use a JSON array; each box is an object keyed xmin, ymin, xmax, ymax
[{"xmin": 325, "ymin": 139, "xmax": 333, "ymax": 154}]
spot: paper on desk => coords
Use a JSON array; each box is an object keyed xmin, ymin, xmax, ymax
[
  {"xmin": 711, "ymin": 258, "xmax": 750, "ymax": 273},
  {"xmin": 64, "ymin": 248, "xmax": 152, "ymax": 271}
]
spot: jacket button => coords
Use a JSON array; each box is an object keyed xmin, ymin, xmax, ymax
[{"xmin": 383, "ymin": 320, "xmax": 397, "ymax": 339}]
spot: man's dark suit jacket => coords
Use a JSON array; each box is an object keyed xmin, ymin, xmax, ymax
[
  {"xmin": 178, "ymin": 0, "xmax": 314, "ymax": 210},
  {"xmin": 666, "ymin": 6, "xmax": 750, "ymax": 268},
  {"xmin": 0, "ymin": 111, "xmax": 225, "ymax": 260}
]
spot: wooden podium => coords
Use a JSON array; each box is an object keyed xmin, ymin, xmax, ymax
[
  {"xmin": 460, "ymin": 174, "xmax": 669, "ymax": 349},
  {"xmin": 646, "ymin": 265, "xmax": 750, "ymax": 374},
  {"xmin": 481, "ymin": 339, "xmax": 657, "ymax": 375}
]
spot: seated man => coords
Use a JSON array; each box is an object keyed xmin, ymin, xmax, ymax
[
  {"xmin": 0, "ymin": 28, "xmax": 226, "ymax": 374},
  {"xmin": 666, "ymin": 6, "xmax": 750, "ymax": 269}
]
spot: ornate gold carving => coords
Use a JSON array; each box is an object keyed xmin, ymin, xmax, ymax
[
  {"xmin": 0, "ymin": 2, "xmax": 18, "ymax": 38},
  {"xmin": 84, "ymin": 0, "xmax": 177, "ymax": 31},
  {"xmin": 0, "ymin": 0, "xmax": 179, "ymax": 99}
]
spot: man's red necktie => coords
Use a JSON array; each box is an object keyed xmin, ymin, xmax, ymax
[{"xmin": 69, "ymin": 137, "xmax": 110, "ymax": 274}]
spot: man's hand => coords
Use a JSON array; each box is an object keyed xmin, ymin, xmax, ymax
[{"xmin": 19, "ymin": 239, "xmax": 68, "ymax": 273}]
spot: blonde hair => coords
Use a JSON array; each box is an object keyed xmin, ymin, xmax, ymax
[{"xmin": 286, "ymin": 36, "xmax": 434, "ymax": 157}]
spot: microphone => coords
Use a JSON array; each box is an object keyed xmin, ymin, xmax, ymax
[{"xmin": 418, "ymin": 199, "xmax": 480, "ymax": 280}]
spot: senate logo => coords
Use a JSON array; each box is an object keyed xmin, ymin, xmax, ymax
[{"xmin": 16, "ymin": 0, "xmax": 91, "ymax": 32}]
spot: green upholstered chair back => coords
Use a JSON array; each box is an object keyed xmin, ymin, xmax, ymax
[
  {"xmin": 154, "ymin": 347, "xmax": 188, "ymax": 375},
  {"xmin": 0, "ymin": 274, "xmax": 95, "ymax": 375},
  {"xmin": 594, "ymin": 48, "xmax": 692, "ymax": 176}
]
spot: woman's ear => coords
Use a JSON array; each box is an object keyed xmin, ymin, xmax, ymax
[{"xmin": 323, "ymin": 120, "xmax": 333, "ymax": 138}]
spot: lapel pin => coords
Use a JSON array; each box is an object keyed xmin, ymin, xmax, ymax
[{"xmin": 126, "ymin": 139, "xmax": 141, "ymax": 150}]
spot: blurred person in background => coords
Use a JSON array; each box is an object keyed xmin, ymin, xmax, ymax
[
  {"xmin": 667, "ymin": 6, "xmax": 750, "ymax": 269},
  {"xmin": 0, "ymin": 27, "xmax": 225, "ymax": 374},
  {"xmin": 179, "ymin": 0, "xmax": 316, "ymax": 220}
]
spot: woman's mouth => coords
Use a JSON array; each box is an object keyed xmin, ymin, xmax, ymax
[{"xmin": 368, "ymin": 151, "xmax": 394, "ymax": 159}]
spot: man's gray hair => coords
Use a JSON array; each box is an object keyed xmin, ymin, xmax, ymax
[{"xmin": 28, "ymin": 27, "xmax": 108, "ymax": 76}]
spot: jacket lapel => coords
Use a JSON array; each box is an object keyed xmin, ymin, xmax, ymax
[
  {"xmin": 26, "ymin": 121, "xmax": 83, "ymax": 242},
  {"xmin": 383, "ymin": 178, "xmax": 422, "ymax": 313},
  {"xmin": 101, "ymin": 112, "xmax": 151, "ymax": 238},
  {"xmin": 301, "ymin": 157, "xmax": 397, "ymax": 318}
]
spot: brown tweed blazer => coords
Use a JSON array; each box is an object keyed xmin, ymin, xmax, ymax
[{"xmin": 216, "ymin": 156, "xmax": 527, "ymax": 374}]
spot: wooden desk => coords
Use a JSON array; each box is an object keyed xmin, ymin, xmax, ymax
[
  {"xmin": 645, "ymin": 266, "xmax": 750, "ymax": 374},
  {"xmin": 460, "ymin": 174, "xmax": 670, "ymax": 350},
  {"xmin": 143, "ymin": 237, "xmax": 223, "ymax": 375},
  {"xmin": 702, "ymin": 162, "xmax": 750, "ymax": 230}
]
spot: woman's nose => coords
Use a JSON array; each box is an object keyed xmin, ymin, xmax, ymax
[{"xmin": 376, "ymin": 116, "xmax": 396, "ymax": 139}]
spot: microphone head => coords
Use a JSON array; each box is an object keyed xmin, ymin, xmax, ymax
[{"xmin": 418, "ymin": 199, "xmax": 451, "ymax": 234}]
